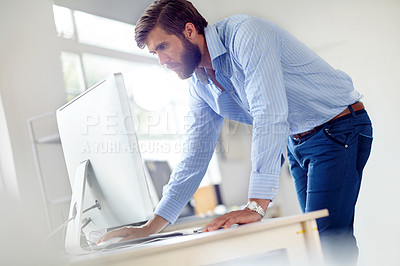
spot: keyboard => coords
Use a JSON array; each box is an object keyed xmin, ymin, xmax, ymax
[
  {"xmin": 82, "ymin": 231, "xmax": 194, "ymax": 252},
  {"xmin": 102, "ymin": 231, "xmax": 185, "ymax": 250}
]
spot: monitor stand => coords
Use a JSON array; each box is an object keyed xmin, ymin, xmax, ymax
[{"xmin": 64, "ymin": 160, "xmax": 90, "ymax": 255}]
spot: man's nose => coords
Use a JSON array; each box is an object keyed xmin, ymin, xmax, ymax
[{"xmin": 157, "ymin": 53, "xmax": 168, "ymax": 66}]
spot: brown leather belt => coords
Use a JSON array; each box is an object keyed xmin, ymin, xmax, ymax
[{"xmin": 292, "ymin": 102, "xmax": 365, "ymax": 139}]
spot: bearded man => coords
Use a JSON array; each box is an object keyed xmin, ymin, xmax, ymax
[{"xmin": 98, "ymin": 1, "xmax": 373, "ymax": 264}]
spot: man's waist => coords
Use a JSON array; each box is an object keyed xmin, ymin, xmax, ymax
[{"xmin": 292, "ymin": 102, "xmax": 365, "ymax": 139}]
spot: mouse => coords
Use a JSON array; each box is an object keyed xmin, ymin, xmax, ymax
[{"xmin": 96, "ymin": 236, "xmax": 124, "ymax": 247}]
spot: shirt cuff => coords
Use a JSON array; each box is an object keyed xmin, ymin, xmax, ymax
[
  {"xmin": 154, "ymin": 195, "xmax": 187, "ymax": 225},
  {"xmin": 248, "ymin": 171, "xmax": 280, "ymax": 200}
]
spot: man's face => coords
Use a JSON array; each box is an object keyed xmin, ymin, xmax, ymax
[{"xmin": 146, "ymin": 27, "xmax": 201, "ymax": 79}]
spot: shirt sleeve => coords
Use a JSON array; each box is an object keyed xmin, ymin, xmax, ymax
[
  {"xmin": 154, "ymin": 82, "xmax": 224, "ymax": 224},
  {"xmin": 232, "ymin": 17, "xmax": 290, "ymax": 200}
]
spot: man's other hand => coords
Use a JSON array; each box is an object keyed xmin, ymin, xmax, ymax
[
  {"xmin": 96, "ymin": 226, "xmax": 152, "ymax": 245},
  {"xmin": 96, "ymin": 214, "xmax": 169, "ymax": 245},
  {"xmin": 202, "ymin": 208, "xmax": 262, "ymax": 232}
]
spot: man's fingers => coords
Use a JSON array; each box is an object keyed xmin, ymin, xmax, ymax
[
  {"xmin": 96, "ymin": 226, "xmax": 155, "ymax": 244},
  {"xmin": 97, "ymin": 227, "xmax": 131, "ymax": 244},
  {"xmin": 203, "ymin": 213, "xmax": 235, "ymax": 232},
  {"xmin": 203, "ymin": 215, "xmax": 225, "ymax": 232},
  {"xmin": 223, "ymin": 217, "xmax": 237, "ymax": 229},
  {"xmin": 202, "ymin": 210, "xmax": 262, "ymax": 232}
]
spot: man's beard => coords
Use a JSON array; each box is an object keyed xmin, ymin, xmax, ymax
[{"xmin": 178, "ymin": 38, "xmax": 202, "ymax": 80}]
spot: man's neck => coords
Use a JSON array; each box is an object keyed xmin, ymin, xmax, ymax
[{"xmin": 198, "ymin": 36, "xmax": 213, "ymax": 69}]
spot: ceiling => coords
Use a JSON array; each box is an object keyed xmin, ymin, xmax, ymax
[{"xmin": 53, "ymin": 0, "xmax": 154, "ymax": 25}]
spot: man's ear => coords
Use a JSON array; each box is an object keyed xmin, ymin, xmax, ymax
[{"xmin": 183, "ymin": 22, "xmax": 197, "ymax": 39}]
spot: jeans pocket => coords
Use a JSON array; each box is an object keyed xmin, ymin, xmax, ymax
[
  {"xmin": 322, "ymin": 123, "xmax": 355, "ymax": 148},
  {"xmin": 356, "ymin": 133, "xmax": 373, "ymax": 176}
]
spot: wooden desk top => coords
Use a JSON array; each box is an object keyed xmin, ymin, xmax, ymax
[{"xmin": 69, "ymin": 209, "xmax": 328, "ymax": 266}]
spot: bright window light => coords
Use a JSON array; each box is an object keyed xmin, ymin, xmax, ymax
[
  {"xmin": 52, "ymin": 5, "xmax": 75, "ymax": 39},
  {"xmin": 74, "ymin": 11, "xmax": 151, "ymax": 57},
  {"xmin": 61, "ymin": 52, "xmax": 85, "ymax": 101}
]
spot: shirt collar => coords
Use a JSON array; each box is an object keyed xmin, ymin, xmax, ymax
[
  {"xmin": 194, "ymin": 25, "xmax": 227, "ymax": 84},
  {"xmin": 204, "ymin": 25, "xmax": 227, "ymax": 62}
]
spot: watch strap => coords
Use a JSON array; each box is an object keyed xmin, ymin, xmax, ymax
[{"xmin": 246, "ymin": 201, "xmax": 266, "ymax": 218}]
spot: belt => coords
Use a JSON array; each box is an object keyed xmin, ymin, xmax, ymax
[{"xmin": 292, "ymin": 102, "xmax": 365, "ymax": 139}]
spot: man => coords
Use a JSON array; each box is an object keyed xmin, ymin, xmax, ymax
[{"xmin": 98, "ymin": 0, "xmax": 373, "ymax": 263}]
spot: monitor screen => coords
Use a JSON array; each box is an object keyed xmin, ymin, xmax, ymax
[{"xmin": 57, "ymin": 73, "xmax": 154, "ymax": 253}]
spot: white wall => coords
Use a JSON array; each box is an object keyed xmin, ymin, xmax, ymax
[
  {"xmin": 0, "ymin": 0, "xmax": 67, "ymax": 235},
  {"xmin": 192, "ymin": 0, "xmax": 400, "ymax": 265},
  {"xmin": 0, "ymin": 94, "xmax": 18, "ymax": 196}
]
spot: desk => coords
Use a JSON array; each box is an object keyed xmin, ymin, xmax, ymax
[{"xmin": 70, "ymin": 209, "xmax": 328, "ymax": 266}]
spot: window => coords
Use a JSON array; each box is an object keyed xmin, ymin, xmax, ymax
[{"xmin": 52, "ymin": 5, "xmax": 191, "ymax": 167}]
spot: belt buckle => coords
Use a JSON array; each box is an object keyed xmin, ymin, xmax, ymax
[{"xmin": 293, "ymin": 126, "xmax": 321, "ymax": 140}]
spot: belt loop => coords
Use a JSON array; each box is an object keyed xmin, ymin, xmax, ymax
[{"xmin": 348, "ymin": 104, "xmax": 356, "ymax": 118}]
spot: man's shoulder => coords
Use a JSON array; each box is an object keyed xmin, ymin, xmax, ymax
[
  {"xmin": 212, "ymin": 14, "xmax": 277, "ymax": 54},
  {"xmin": 214, "ymin": 14, "xmax": 275, "ymax": 39},
  {"xmin": 216, "ymin": 14, "xmax": 260, "ymax": 25},
  {"xmin": 215, "ymin": 14, "xmax": 272, "ymax": 29}
]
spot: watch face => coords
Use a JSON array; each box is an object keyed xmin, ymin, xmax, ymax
[
  {"xmin": 247, "ymin": 201, "xmax": 265, "ymax": 218},
  {"xmin": 249, "ymin": 201, "xmax": 256, "ymax": 209}
]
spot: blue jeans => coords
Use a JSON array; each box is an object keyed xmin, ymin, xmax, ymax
[{"xmin": 287, "ymin": 107, "xmax": 373, "ymax": 264}]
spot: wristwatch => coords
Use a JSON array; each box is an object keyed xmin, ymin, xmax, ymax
[{"xmin": 246, "ymin": 201, "xmax": 266, "ymax": 218}]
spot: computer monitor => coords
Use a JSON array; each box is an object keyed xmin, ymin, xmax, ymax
[{"xmin": 57, "ymin": 73, "xmax": 154, "ymax": 254}]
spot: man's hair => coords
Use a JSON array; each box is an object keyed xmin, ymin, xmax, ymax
[{"xmin": 135, "ymin": 0, "xmax": 208, "ymax": 49}]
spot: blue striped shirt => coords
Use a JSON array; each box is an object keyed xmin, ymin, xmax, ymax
[{"xmin": 155, "ymin": 14, "xmax": 362, "ymax": 224}]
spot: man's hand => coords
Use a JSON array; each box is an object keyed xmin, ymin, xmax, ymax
[
  {"xmin": 202, "ymin": 199, "xmax": 270, "ymax": 232},
  {"xmin": 96, "ymin": 226, "xmax": 152, "ymax": 245},
  {"xmin": 96, "ymin": 215, "xmax": 169, "ymax": 245},
  {"xmin": 202, "ymin": 208, "xmax": 262, "ymax": 232}
]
